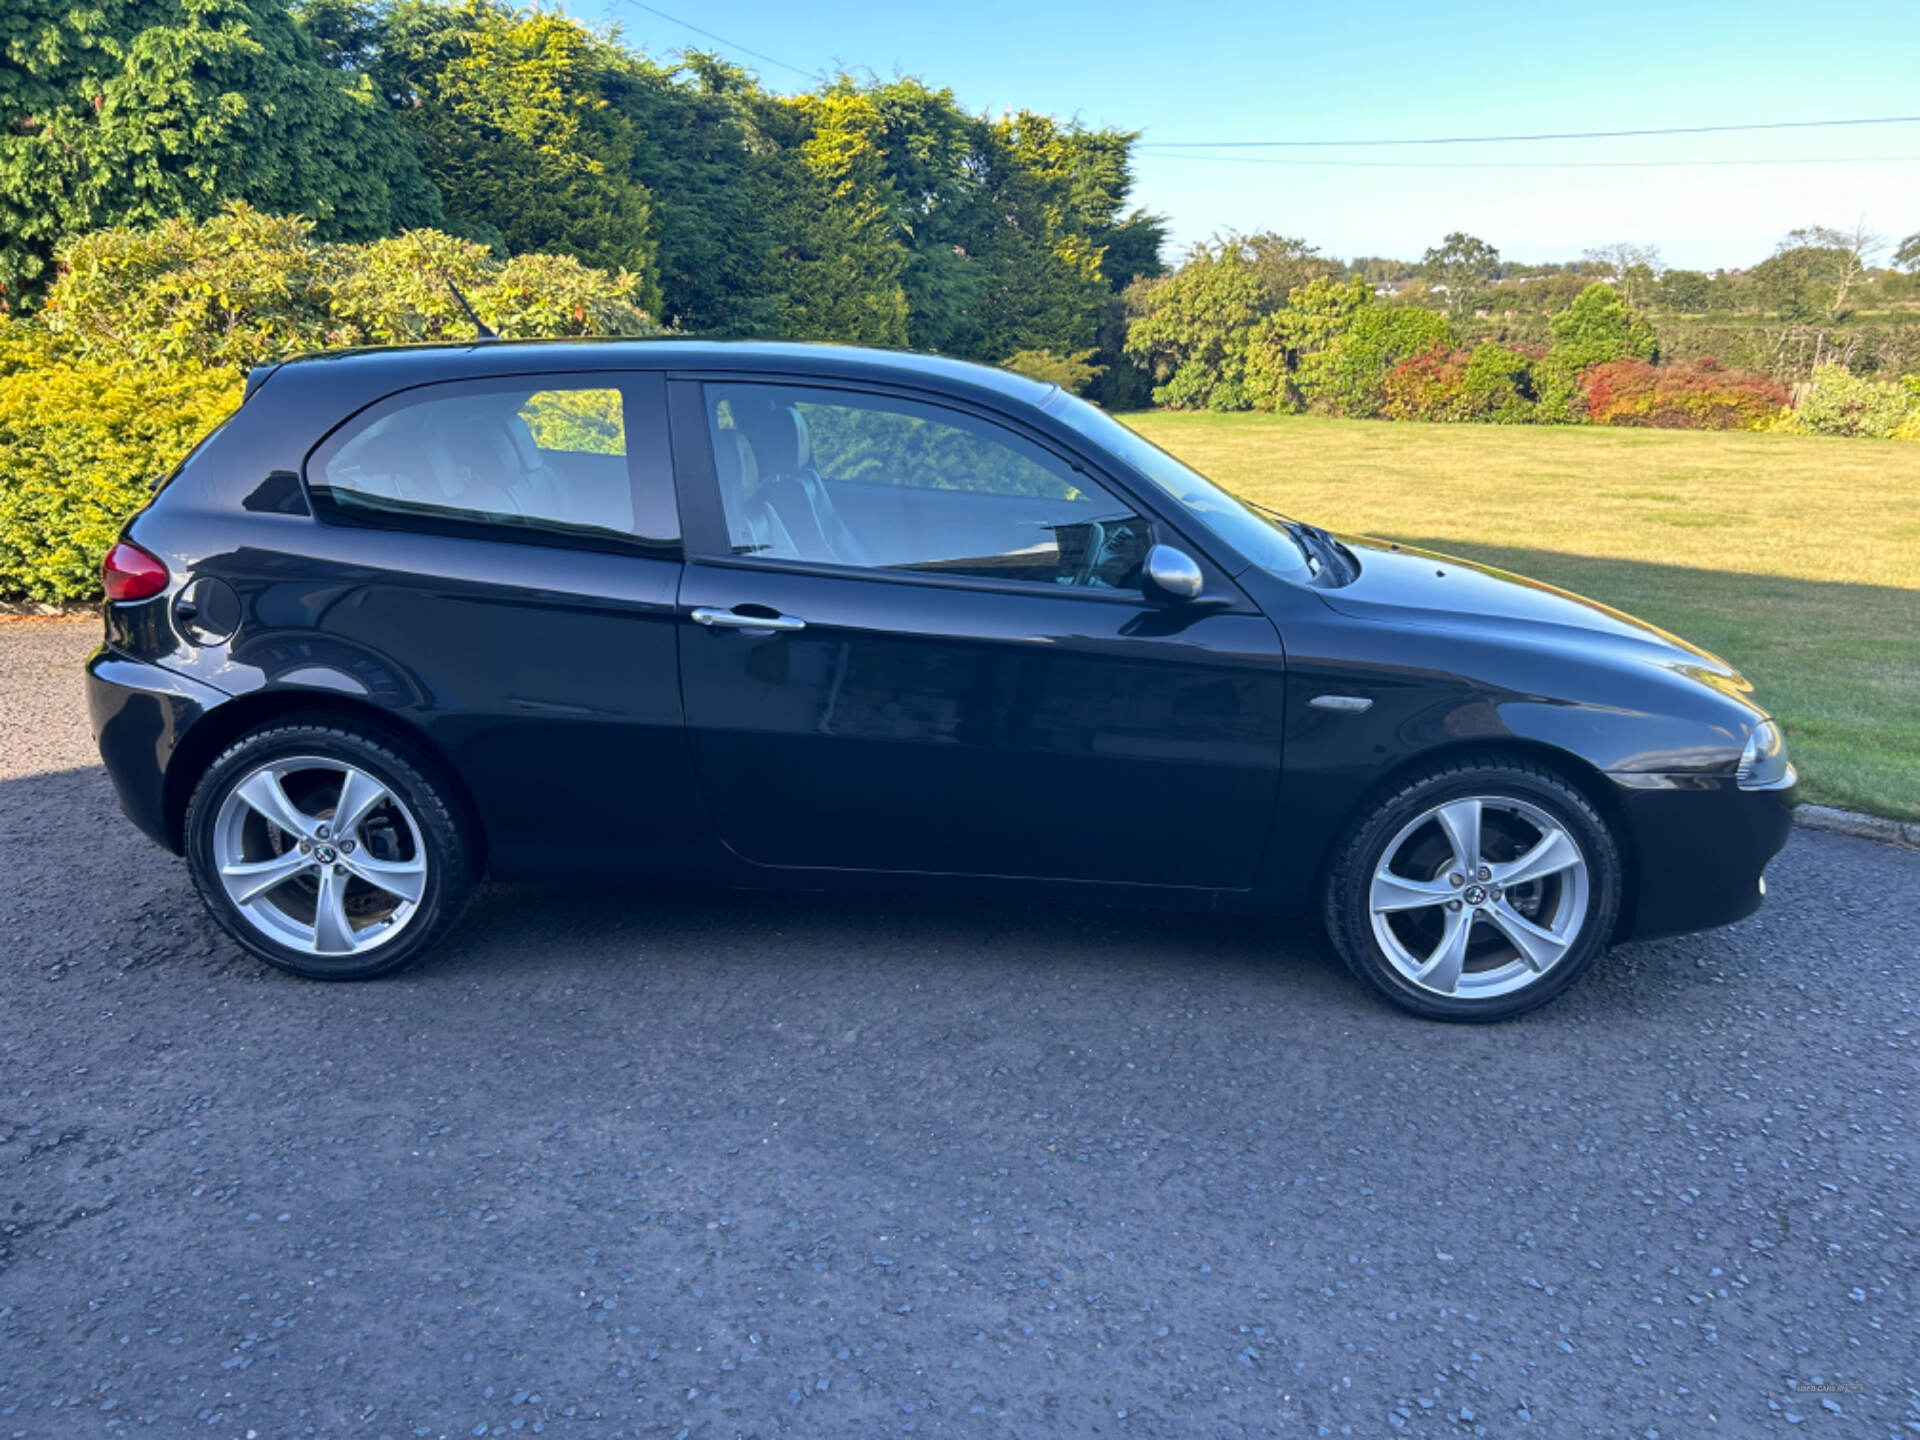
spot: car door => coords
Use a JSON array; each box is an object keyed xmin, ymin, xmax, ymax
[
  {"xmin": 286, "ymin": 369, "xmax": 707, "ymax": 878},
  {"xmin": 667, "ymin": 375, "xmax": 1288, "ymax": 889}
]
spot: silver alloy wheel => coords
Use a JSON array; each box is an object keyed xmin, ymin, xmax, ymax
[
  {"xmin": 211, "ymin": 756, "xmax": 428, "ymax": 957},
  {"xmin": 1368, "ymin": 795, "xmax": 1590, "ymax": 1000}
]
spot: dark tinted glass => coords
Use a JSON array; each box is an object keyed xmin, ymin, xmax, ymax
[
  {"xmin": 308, "ymin": 379, "xmax": 669, "ymax": 546},
  {"xmin": 704, "ymin": 383, "xmax": 1150, "ymax": 590}
]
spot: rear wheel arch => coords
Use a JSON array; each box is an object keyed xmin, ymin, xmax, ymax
[{"xmin": 164, "ymin": 691, "xmax": 487, "ymax": 873}]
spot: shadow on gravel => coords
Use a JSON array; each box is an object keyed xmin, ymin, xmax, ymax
[
  {"xmin": 5, "ymin": 759, "xmax": 1747, "ymax": 1027},
  {"xmin": 427, "ymin": 876, "xmax": 1348, "ymax": 992},
  {"xmin": 0, "ymin": 758, "xmax": 1354, "ymax": 996}
]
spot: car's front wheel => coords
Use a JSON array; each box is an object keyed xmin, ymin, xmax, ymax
[
  {"xmin": 184, "ymin": 721, "xmax": 476, "ymax": 980},
  {"xmin": 1323, "ymin": 756, "xmax": 1623, "ymax": 1021}
]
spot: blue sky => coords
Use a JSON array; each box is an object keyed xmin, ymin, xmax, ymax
[{"xmin": 567, "ymin": 0, "xmax": 1920, "ymax": 271}]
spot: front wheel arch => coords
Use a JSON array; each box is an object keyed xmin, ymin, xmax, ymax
[
  {"xmin": 1309, "ymin": 738, "xmax": 1638, "ymax": 945},
  {"xmin": 1319, "ymin": 750, "xmax": 1627, "ymax": 1020}
]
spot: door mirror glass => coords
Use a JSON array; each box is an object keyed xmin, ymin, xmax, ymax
[{"xmin": 1144, "ymin": 544, "xmax": 1204, "ymax": 601}]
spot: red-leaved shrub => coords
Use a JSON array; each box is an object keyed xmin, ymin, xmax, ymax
[
  {"xmin": 1582, "ymin": 358, "xmax": 1786, "ymax": 430},
  {"xmin": 1382, "ymin": 344, "xmax": 1470, "ymax": 421}
]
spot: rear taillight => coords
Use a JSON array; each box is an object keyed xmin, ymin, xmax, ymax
[{"xmin": 101, "ymin": 541, "xmax": 170, "ymax": 602}]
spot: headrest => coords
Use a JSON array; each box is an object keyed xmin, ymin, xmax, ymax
[
  {"xmin": 731, "ymin": 395, "xmax": 811, "ymax": 476},
  {"xmin": 715, "ymin": 427, "xmax": 758, "ymax": 491},
  {"xmin": 502, "ymin": 408, "xmax": 546, "ymax": 471}
]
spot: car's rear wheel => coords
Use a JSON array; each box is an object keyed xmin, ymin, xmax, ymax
[
  {"xmin": 184, "ymin": 721, "xmax": 475, "ymax": 980},
  {"xmin": 1322, "ymin": 757, "xmax": 1622, "ymax": 1021}
]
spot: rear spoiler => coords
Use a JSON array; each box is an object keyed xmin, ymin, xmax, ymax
[{"xmin": 242, "ymin": 361, "xmax": 284, "ymax": 401}]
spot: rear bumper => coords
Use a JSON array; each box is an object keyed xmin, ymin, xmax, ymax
[
  {"xmin": 1610, "ymin": 771, "xmax": 1796, "ymax": 941},
  {"xmin": 86, "ymin": 646, "xmax": 227, "ymax": 853}
]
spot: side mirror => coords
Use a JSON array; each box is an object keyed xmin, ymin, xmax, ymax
[{"xmin": 1144, "ymin": 544, "xmax": 1204, "ymax": 602}]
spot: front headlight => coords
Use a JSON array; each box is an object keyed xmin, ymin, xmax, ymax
[{"xmin": 1736, "ymin": 719, "xmax": 1794, "ymax": 790}]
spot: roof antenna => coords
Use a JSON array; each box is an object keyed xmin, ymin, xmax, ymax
[
  {"xmin": 408, "ymin": 230, "xmax": 497, "ymax": 342},
  {"xmin": 444, "ymin": 276, "xmax": 498, "ymax": 342}
]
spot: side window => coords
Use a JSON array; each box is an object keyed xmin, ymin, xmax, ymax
[
  {"xmin": 704, "ymin": 382, "xmax": 1150, "ymax": 590},
  {"xmin": 309, "ymin": 379, "xmax": 668, "ymax": 545}
]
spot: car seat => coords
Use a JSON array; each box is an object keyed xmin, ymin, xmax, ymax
[{"xmin": 729, "ymin": 397, "xmax": 872, "ymax": 567}]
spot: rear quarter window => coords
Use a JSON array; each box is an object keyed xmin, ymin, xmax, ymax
[{"xmin": 306, "ymin": 375, "xmax": 674, "ymax": 549}]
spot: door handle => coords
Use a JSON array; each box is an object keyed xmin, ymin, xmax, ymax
[{"xmin": 690, "ymin": 607, "xmax": 806, "ymax": 633}]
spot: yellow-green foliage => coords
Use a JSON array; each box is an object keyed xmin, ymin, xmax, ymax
[
  {"xmin": 518, "ymin": 388, "xmax": 625, "ymax": 454},
  {"xmin": 1768, "ymin": 366, "xmax": 1920, "ymax": 440},
  {"xmin": 1, "ymin": 204, "xmax": 659, "ymax": 601},
  {"xmin": 0, "ymin": 329, "xmax": 242, "ymax": 602},
  {"xmin": 1002, "ymin": 348, "xmax": 1104, "ymax": 394},
  {"xmin": 48, "ymin": 203, "xmax": 656, "ymax": 370}
]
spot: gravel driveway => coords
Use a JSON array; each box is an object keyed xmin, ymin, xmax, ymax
[{"xmin": 3, "ymin": 618, "xmax": 1916, "ymax": 1438}]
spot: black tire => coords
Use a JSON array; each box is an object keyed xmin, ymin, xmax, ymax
[
  {"xmin": 1321, "ymin": 755, "xmax": 1623, "ymax": 1022},
  {"xmin": 184, "ymin": 720, "xmax": 476, "ymax": 980}
]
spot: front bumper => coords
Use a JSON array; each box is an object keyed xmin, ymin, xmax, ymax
[
  {"xmin": 1610, "ymin": 771, "xmax": 1797, "ymax": 941},
  {"xmin": 86, "ymin": 646, "xmax": 229, "ymax": 853}
]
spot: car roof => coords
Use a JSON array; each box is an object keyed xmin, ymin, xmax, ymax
[{"xmin": 251, "ymin": 338, "xmax": 1058, "ymax": 410}]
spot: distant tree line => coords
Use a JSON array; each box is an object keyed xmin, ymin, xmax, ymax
[
  {"xmin": 1290, "ymin": 227, "xmax": 1919, "ymax": 329},
  {"xmin": 1120, "ymin": 227, "xmax": 1920, "ymax": 431}
]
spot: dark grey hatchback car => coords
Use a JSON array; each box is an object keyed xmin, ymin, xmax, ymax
[{"xmin": 89, "ymin": 339, "xmax": 1796, "ymax": 1020}]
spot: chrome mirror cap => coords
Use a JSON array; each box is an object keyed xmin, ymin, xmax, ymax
[{"xmin": 1144, "ymin": 544, "xmax": 1204, "ymax": 601}]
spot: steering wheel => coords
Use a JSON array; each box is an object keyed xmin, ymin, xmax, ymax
[
  {"xmin": 1074, "ymin": 516, "xmax": 1147, "ymax": 589},
  {"xmin": 1070, "ymin": 518, "xmax": 1109, "ymax": 588}
]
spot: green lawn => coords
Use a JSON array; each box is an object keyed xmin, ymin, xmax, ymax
[{"xmin": 1127, "ymin": 412, "xmax": 1920, "ymax": 822}]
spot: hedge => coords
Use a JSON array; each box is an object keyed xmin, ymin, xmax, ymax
[{"xmin": 0, "ymin": 334, "xmax": 241, "ymax": 602}]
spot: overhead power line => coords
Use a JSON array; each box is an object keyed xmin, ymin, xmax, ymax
[
  {"xmin": 1133, "ymin": 151, "xmax": 1920, "ymax": 170},
  {"xmin": 1144, "ymin": 116, "xmax": 1920, "ymax": 149},
  {"xmin": 610, "ymin": 0, "xmax": 816, "ymax": 80}
]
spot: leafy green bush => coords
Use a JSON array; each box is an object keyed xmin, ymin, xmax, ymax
[
  {"xmin": 1457, "ymin": 343, "xmax": 1543, "ymax": 423},
  {"xmin": 1896, "ymin": 387, "xmax": 1920, "ymax": 442},
  {"xmin": 1122, "ymin": 245, "xmax": 1269, "ymax": 410},
  {"xmin": 1308, "ymin": 304, "xmax": 1455, "ymax": 417},
  {"xmin": 1250, "ymin": 275, "xmax": 1372, "ymax": 411},
  {"xmin": 1185, "ymin": 275, "xmax": 1457, "ymax": 417},
  {"xmin": 1773, "ymin": 365, "xmax": 1920, "ymax": 439},
  {"xmin": 0, "ymin": 329, "xmax": 242, "ymax": 602},
  {"xmin": 1547, "ymin": 282, "xmax": 1657, "ymax": 371},
  {"xmin": 1002, "ymin": 348, "xmax": 1104, "ymax": 394}
]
